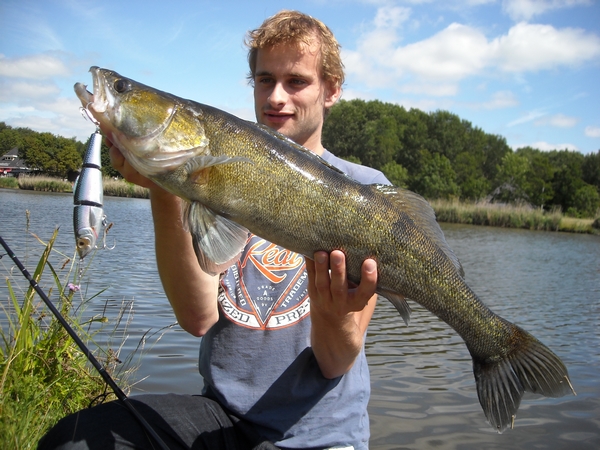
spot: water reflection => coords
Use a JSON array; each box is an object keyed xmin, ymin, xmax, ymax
[{"xmin": 1, "ymin": 190, "xmax": 599, "ymax": 449}]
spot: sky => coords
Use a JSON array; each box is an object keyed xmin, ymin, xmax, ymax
[{"xmin": 1, "ymin": 0, "xmax": 599, "ymax": 154}]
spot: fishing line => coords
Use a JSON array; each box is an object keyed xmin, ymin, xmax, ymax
[{"xmin": 0, "ymin": 235, "xmax": 171, "ymax": 450}]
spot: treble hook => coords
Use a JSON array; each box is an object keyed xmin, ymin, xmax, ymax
[
  {"xmin": 101, "ymin": 219, "xmax": 116, "ymax": 251},
  {"xmin": 80, "ymin": 104, "xmax": 100, "ymax": 127}
]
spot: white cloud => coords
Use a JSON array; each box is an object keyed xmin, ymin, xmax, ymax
[
  {"xmin": 535, "ymin": 113, "xmax": 579, "ymax": 128},
  {"xmin": 0, "ymin": 80, "xmax": 61, "ymax": 103},
  {"xmin": 345, "ymin": 9, "xmax": 600, "ymax": 93},
  {"xmin": 399, "ymin": 82, "xmax": 458, "ymax": 96},
  {"xmin": 529, "ymin": 141, "xmax": 579, "ymax": 151},
  {"xmin": 479, "ymin": 90, "xmax": 519, "ymax": 109},
  {"xmin": 392, "ymin": 23, "xmax": 490, "ymax": 80},
  {"xmin": 585, "ymin": 126, "xmax": 600, "ymax": 138},
  {"xmin": 374, "ymin": 6, "xmax": 411, "ymax": 29},
  {"xmin": 0, "ymin": 54, "xmax": 70, "ymax": 79},
  {"xmin": 502, "ymin": 0, "xmax": 593, "ymax": 22},
  {"xmin": 508, "ymin": 109, "xmax": 548, "ymax": 126},
  {"xmin": 340, "ymin": 88, "xmax": 378, "ymax": 102},
  {"xmin": 490, "ymin": 22, "xmax": 600, "ymax": 72}
]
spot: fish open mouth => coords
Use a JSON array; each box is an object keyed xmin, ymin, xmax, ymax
[
  {"xmin": 74, "ymin": 67, "xmax": 108, "ymax": 114},
  {"xmin": 74, "ymin": 82, "xmax": 93, "ymax": 104}
]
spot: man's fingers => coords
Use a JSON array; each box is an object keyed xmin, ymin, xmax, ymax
[
  {"xmin": 354, "ymin": 259, "xmax": 377, "ymax": 304},
  {"xmin": 328, "ymin": 250, "xmax": 347, "ymax": 297}
]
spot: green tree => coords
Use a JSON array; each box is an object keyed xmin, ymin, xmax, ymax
[
  {"xmin": 481, "ymin": 134, "xmax": 511, "ymax": 182},
  {"xmin": 20, "ymin": 132, "xmax": 82, "ymax": 177},
  {"xmin": 380, "ymin": 161, "xmax": 409, "ymax": 188},
  {"xmin": 21, "ymin": 134, "xmax": 50, "ymax": 171},
  {"xmin": 411, "ymin": 150, "xmax": 459, "ymax": 199},
  {"xmin": 425, "ymin": 110, "xmax": 468, "ymax": 162},
  {"xmin": 571, "ymin": 184, "xmax": 600, "ymax": 217},
  {"xmin": 493, "ymin": 152, "xmax": 530, "ymax": 203},
  {"xmin": 323, "ymin": 99, "xmax": 369, "ymax": 161},
  {"xmin": 0, "ymin": 126, "xmax": 22, "ymax": 154},
  {"xmin": 582, "ymin": 150, "xmax": 600, "ymax": 191},
  {"xmin": 516, "ymin": 147, "xmax": 555, "ymax": 209},
  {"xmin": 395, "ymin": 108, "xmax": 429, "ymax": 176},
  {"xmin": 454, "ymin": 151, "xmax": 490, "ymax": 200},
  {"xmin": 548, "ymin": 150, "xmax": 586, "ymax": 213}
]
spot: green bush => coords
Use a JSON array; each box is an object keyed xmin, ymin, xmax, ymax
[{"xmin": 0, "ymin": 177, "xmax": 19, "ymax": 189}]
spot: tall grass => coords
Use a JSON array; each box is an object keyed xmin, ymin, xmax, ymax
[
  {"xmin": 17, "ymin": 175, "xmax": 72, "ymax": 193},
  {"xmin": 430, "ymin": 199, "xmax": 598, "ymax": 234},
  {"xmin": 4, "ymin": 175, "xmax": 149, "ymax": 198},
  {"xmin": 0, "ymin": 177, "xmax": 19, "ymax": 189},
  {"xmin": 103, "ymin": 177, "xmax": 149, "ymax": 198},
  {"xmin": 0, "ymin": 225, "xmax": 139, "ymax": 448}
]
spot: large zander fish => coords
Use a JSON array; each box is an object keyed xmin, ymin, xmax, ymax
[{"xmin": 75, "ymin": 67, "xmax": 573, "ymax": 432}]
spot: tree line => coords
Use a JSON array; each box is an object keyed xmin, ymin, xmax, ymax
[
  {"xmin": 323, "ymin": 99, "xmax": 600, "ymax": 218},
  {"xmin": 0, "ymin": 122, "xmax": 117, "ymax": 181},
  {"xmin": 2, "ymin": 99, "xmax": 599, "ymax": 218}
]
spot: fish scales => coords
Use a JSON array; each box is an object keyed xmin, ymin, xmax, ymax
[{"xmin": 75, "ymin": 67, "xmax": 573, "ymax": 432}]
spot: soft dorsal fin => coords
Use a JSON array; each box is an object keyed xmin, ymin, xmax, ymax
[
  {"xmin": 376, "ymin": 185, "xmax": 465, "ymax": 278},
  {"xmin": 182, "ymin": 201, "xmax": 249, "ymax": 275}
]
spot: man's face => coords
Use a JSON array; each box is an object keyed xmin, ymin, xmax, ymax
[{"xmin": 253, "ymin": 42, "xmax": 340, "ymax": 154}]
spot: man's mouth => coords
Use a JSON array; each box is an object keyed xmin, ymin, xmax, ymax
[{"xmin": 263, "ymin": 111, "xmax": 294, "ymax": 124}]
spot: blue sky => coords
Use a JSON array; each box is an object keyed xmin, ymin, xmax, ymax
[{"xmin": 1, "ymin": 0, "xmax": 599, "ymax": 154}]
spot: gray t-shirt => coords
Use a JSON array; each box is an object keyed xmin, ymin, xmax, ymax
[{"xmin": 199, "ymin": 150, "xmax": 390, "ymax": 449}]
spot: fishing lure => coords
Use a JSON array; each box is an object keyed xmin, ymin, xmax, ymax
[{"xmin": 73, "ymin": 108, "xmax": 110, "ymax": 259}]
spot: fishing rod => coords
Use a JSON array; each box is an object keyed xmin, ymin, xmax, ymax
[{"xmin": 0, "ymin": 235, "xmax": 171, "ymax": 450}]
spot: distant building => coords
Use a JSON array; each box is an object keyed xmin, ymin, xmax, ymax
[{"xmin": 0, "ymin": 148, "xmax": 34, "ymax": 176}]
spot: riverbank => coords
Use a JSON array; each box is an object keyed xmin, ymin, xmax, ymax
[
  {"xmin": 0, "ymin": 175, "xmax": 150, "ymax": 198},
  {"xmin": 0, "ymin": 229, "xmax": 134, "ymax": 447},
  {"xmin": 2, "ymin": 176, "xmax": 598, "ymax": 234},
  {"xmin": 430, "ymin": 199, "xmax": 599, "ymax": 234}
]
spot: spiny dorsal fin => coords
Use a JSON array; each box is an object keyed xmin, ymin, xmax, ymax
[
  {"xmin": 254, "ymin": 123, "xmax": 350, "ymax": 178},
  {"xmin": 376, "ymin": 185, "xmax": 465, "ymax": 278}
]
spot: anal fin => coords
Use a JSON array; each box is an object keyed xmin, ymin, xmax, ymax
[{"xmin": 377, "ymin": 288, "xmax": 412, "ymax": 325}]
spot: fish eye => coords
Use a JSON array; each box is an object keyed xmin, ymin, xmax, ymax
[{"xmin": 114, "ymin": 79, "xmax": 131, "ymax": 93}]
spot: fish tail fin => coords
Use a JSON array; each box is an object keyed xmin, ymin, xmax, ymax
[{"xmin": 472, "ymin": 324, "xmax": 574, "ymax": 433}]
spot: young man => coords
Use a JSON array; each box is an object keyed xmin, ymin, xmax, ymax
[{"xmin": 39, "ymin": 10, "xmax": 391, "ymax": 450}]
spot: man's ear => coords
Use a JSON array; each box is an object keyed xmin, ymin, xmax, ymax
[{"xmin": 324, "ymin": 82, "xmax": 342, "ymax": 109}]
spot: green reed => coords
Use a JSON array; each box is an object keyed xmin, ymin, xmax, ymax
[
  {"xmin": 6, "ymin": 175, "xmax": 149, "ymax": 199},
  {"xmin": 0, "ymin": 177, "xmax": 19, "ymax": 189},
  {"xmin": 17, "ymin": 175, "xmax": 72, "ymax": 193},
  {"xmin": 102, "ymin": 177, "xmax": 149, "ymax": 198},
  {"xmin": 0, "ymin": 224, "xmax": 140, "ymax": 448},
  {"xmin": 430, "ymin": 199, "xmax": 598, "ymax": 234}
]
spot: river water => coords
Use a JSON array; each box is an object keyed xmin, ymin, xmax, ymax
[{"xmin": 1, "ymin": 189, "xmax": 599, "ymax": 449}]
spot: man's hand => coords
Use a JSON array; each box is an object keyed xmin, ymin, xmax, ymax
[
  {"xmin": 306, "ymin": 250, "xmax": 377, "ymax": 318},
  {"xmin": 306, "ymin": 250, "xmax": 378, "ymax": 379},
  {"xmin": 108, "ymin": 144, "xmax": 158, "ymax": 189}
]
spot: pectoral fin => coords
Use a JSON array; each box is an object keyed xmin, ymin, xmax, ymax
[{"xmin": 183, "ymin": 201, "xmax": 249, "ymax": 275}]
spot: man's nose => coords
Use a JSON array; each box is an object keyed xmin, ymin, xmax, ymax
[{"xmin": 268, "ymin": 82, "xmax": 287, "ymax": 106}]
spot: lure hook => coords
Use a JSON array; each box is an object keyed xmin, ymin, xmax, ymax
[
  {"xmin": 80, "ymin": 104, "xmax": 100, "ymax": 127},
  {"xmin": 101, "ymin": 219, "xmax": 116, "ymax": 251}
]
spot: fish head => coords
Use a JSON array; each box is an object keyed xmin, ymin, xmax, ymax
[{"xmin": 74, "ymin": 67, "xmax": 209, "ymax": 176}]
